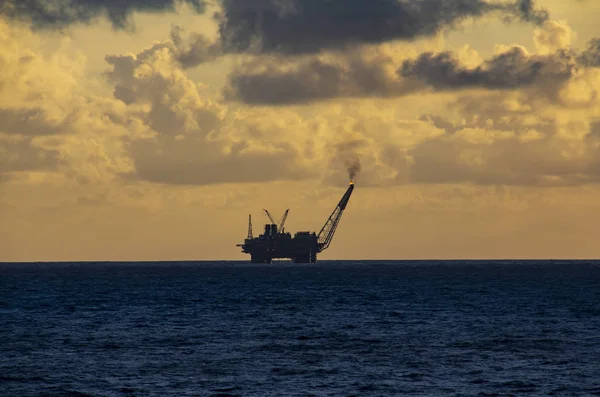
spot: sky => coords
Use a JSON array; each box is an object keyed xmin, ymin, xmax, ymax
[{"xmin": 1, "ymin": 0, "xmax": 600, "ymax": 261}]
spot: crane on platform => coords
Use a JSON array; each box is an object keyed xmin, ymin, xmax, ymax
[
  {"xmin": 263, "ymin": 209, "xmax": 277, "ymax": 224},
  {"xmin": 263, "ymin": 208, "xmax": 290, "ymax": 232},
  {"xmin": 317, "ymin": 181, "xmax": 354, "ymax": 251},
  {"xmin": 278, "ymin": 209, "xmax": 289, "ymax": 232}
]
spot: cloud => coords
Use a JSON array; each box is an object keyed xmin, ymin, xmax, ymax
[
  {"xmin": 0, "ymin": 15, "xmax": 314, "ymax": 187},
  {"xmin": 0, "ymin": 19, "xmax": 79, "ymax": 180},
  {"xmin": 105, "ymin": 38, "xmax": 314, "ymax": 185},
  {"xmin": 374, "ymin": 91, "xmax": 600, "ymax": 187},
  {"xmin": 218, "ymin": 0, "xmax": 548, "ymax": 55},
  {"xmin": 226, "ymin": 33, "xmax": 600, "ymax": 105},
  {"xmin": 0, "ymin": 0, "xmax": 206, "ymax": 30},
  {"xmin": 224, "ymin": 43, "xmax": 416, "ymax": 105},
  {"xmin": 126, "ymin": 136, "xmax": 310, "ymax": 185},
  {"xmin": 0, "ymin": 19, "xmax": 137, "ymax": 184},
  {"xmin": 105, "ymin": 40, "xmax": 226, "ymax": 132},
  {"xmin": 579, "ymin": 38, "xmax": 600, "ymax": 67},
  {"xmin": 533, "ymin": 20, "xmax": 573, "ymax": 54},
  {"xmin": 0, "ymin": 135, "xmax": 62, "ymax": 175},
  {"xmin": 169, "ymin": 26, "xmax": 222, "ymax": 68},
  {"xmin": 399, "ymin": 45, "xmax": 576, "ymax": 90},
  {"xmin": 0, "ymin": 108, "xmax": 66, "ymax": 136},
  {"xmin": 0, "ymin": 18, "xmax": 86, "ymax": 126},
  {"xmin": 225, "ymin": 56, "xmax": 396, "ymax": 105},
  {"xmin": 104, "ymin": 27, "xmax": 219, "ymax": 94},
  {"xmin": 277, "ymin": 83, "xmax": 600, "ymax": 189},
  {"xmin": 405, "ymin": 124, "xmax": 599, "ymax": 187},
  {"xmin": 510, "ymin": 0, "xmax": 549, "ymax": 25},
  {"xmin": 398, "ymin": 35, "xmax": 600, "ymax": 107},
  {"xmin": 4, "ymin": 5, "xmax": 598, "ymax": 191}
]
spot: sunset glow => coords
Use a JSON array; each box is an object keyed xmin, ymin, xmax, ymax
[{"xmin": 2, "ymin": 0, "xmax": 600, "ymax": 261}]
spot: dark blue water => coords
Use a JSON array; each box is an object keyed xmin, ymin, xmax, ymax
[{"xmin": 2, "ymin": 261, "xmax": 600, "ymax": 397}]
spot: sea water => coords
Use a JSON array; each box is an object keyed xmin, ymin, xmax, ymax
[{"xmin": 1, "ymin": 260, "xmax": 600, "ymax": 396}]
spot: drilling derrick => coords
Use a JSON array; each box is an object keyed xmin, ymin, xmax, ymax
[{"xmin": 237, "ymin": 182, "xmax": 355, "ymax": 263}]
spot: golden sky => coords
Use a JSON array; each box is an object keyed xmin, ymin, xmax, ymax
[{"xmin": 1, "ymin": 0, "xmax": 600, "ymax": 261}]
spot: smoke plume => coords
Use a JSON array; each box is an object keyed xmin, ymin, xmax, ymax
[
  {"xmin": 346, "ymin": 158, "xmax": 361, "ymax": 181},
  {"xmin": 335, "ymin": 139, "xmax": 364, "ymax": 182}
]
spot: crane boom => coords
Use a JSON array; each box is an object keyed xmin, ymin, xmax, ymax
[
  {"xmin": 278, "ymin": 209, "xmax": 289, "ymax": 232},
  {"xmin": 263, "ymin": 209, "xmax": 277, "ymax": 224},
  {"xmin": 317, "ymin": 182, "xmax": 354, "ymax": 251}
]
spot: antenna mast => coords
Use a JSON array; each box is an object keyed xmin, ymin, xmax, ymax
[{"xmin": 247, "ymin": 214, "xmax": 253, "ymax": 239}]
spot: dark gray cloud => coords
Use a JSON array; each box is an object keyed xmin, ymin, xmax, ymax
[
  {"xmin": 226, "ymin": 59, "xmax": 346, "ymax": 105},
  {"xmin": 218, "ymin": 0, "xmax": 548, "ymax": 55},
  {"xmin": 579, "ymin": 38, "xmax": 600, "ymax": 67},
  {"xmin": 224, "ymin": 50, "xmax": 406, "ymax": 105},
  {"xmin": 509, "ymin": 0, "xmax": 548, "ymax": 25},
  {"xmin": 0, "ymin": 108, "xmax": 65, "ymax": 136},
  {"xmin": 169, "ymin": 26, "xmax": 222, "ymax": 68},
  {"xmin": 400, "ymin": 46, "xmax": 576, "ymax": 90},
  {"xmin": 0, "ymin": 0, "xmax": 206, "ymax": 30},
  {"xmin": 227, "ymin": 37, "xmax": 600, "ymax": 105},
  {"xmin": 0, "ymin": 137, "xmax": 62, "ymax": 176}
]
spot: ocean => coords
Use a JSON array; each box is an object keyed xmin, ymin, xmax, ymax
[{"xmin": 1, "ymin": 260, "xmax": 600, "ymax": 396}]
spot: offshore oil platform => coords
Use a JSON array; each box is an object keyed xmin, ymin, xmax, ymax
[{"xmin": 237, "ymin": 181, "xmax": 355, "ymax": 263}]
